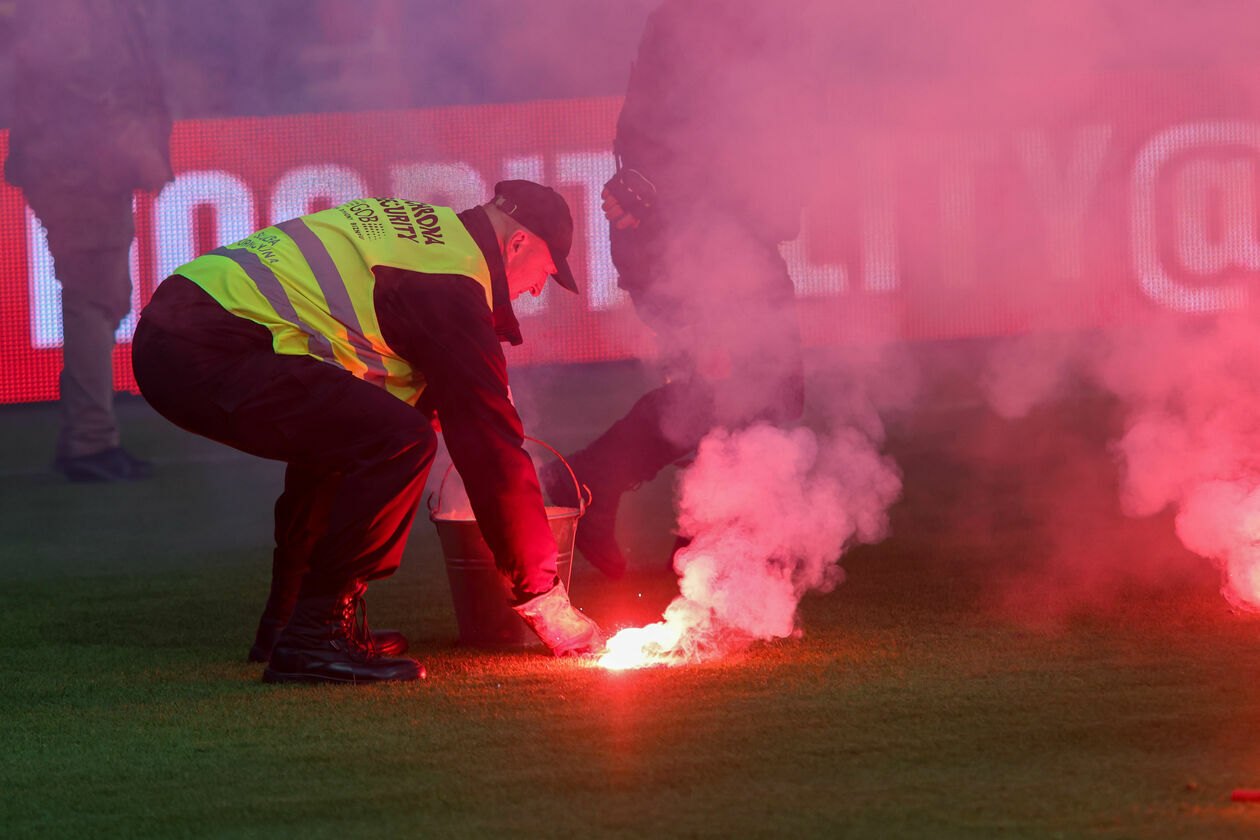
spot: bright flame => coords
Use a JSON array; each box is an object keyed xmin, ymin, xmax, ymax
[
  {"xmin": 598, "ymin": 622, "xmax": 685, "ymax": 670},
  {"xmin": 597, "ymin": 597, "xmax": 711, "ymax": 670},
  {"xmin": 600, "ymin": 582, "xmax": 733, "ymax": 669}
]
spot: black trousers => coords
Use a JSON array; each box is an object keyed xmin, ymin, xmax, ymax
[
  {"xmin": 132, "ymin": 280, "xmax": 436, "ymax": 601},
  {"xmin": 608, "ymin": 202, "xmax": 805, "ymax": 452}
]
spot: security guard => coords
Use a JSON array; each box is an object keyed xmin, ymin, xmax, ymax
[
  {"xmin": 6, "ymin": 0, "xmax": 172, "ymax": 481},
  {"xmin": 132, "ymin": 181, "xmax": 603, "ymax": 684}
]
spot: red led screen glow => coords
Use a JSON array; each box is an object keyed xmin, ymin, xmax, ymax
[{"xmin": 1, "ymin": 78, "xmax": 1257, "ymax": 405}]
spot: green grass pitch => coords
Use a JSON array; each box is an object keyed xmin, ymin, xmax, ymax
[{"xmin": 3, "ymin": 356, "xmax": 1260, "ymax": 839}]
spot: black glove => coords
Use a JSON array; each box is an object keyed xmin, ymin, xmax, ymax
[{"xmin": 602, "ymin": 167, "xmax": 657, "ymax": 225}]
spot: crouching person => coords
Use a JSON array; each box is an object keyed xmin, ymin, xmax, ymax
[{"xmin": 131, "ymin": 181, "xmax": 603, "ymax": 684}]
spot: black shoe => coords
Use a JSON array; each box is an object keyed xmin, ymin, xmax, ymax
[
  {"xmin": 249, "ymin": 617, "xmax": 409, "ymax": 663},
  {"xmin": 262, "ymin": 588, "xmax": 424, "ymax": 684},
  {"xmin": 55, "ymin": 446, "xmax": 153, "ymax": 483}
]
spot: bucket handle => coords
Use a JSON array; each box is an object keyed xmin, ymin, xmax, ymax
[{"xmin": 427, "ymin": 435, "xmax": 591, "ymax": 519}]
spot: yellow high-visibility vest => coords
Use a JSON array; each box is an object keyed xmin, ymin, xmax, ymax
[{"xmin": 176, "ymin": 199, "xmax": 492, "ymax": 406}]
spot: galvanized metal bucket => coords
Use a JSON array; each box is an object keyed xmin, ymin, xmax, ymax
[{"xmin": 428, "ymin": 437, "xmax": 589, "ymax": 648}]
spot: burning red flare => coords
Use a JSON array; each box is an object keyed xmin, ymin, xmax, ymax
[
  {"xmin": 596, "ymin": 597, "xmax": 718, "ymax": 670},
  {"xmin": 598, "ymin": 622, "xmax": 686, "ymax": 670}
]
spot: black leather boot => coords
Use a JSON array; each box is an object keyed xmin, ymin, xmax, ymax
[
  {"xmin": 249, "ymin": 615, "xmax": 409, "ymax": 663},
  {"xmin": 248, "ymin": 579, "xmax": 408, "ymax": 663},
  {"xmin": 262, "ymin": 587, "xmax": 424, "ymax": 684}
]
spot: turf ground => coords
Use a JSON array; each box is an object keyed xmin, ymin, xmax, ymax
[{"xmin": 3, "ymin": 347, "xmax": 1260, "ymax": 839}]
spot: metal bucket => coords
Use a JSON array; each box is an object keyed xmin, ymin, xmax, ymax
[{"xmin": 428, "ymin": 438, "xmax": 589, "ymax": 648}]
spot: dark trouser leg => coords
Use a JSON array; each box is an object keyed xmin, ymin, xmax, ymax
[
  {"xmin": 563, "ymin": 380, "xmax": 708, "ymax": 499},
  {"xmin": 266, "ymin": 462, "xmax": 335, "ymax": 616},
  {"xmin": 134, "ymin": 298, "xmax": 427, "ymax": 683},
  {"xmin": 132, "ymin": 308, "xmax": 436, "ymax": 601},
  {"xmin": 248, "ymin": 462, "xmax": 335, "ymax": 660},
  {"xmin": 251, "ymin": 460, "xmax": 414, "ymax": 661},
  {"xmin": 544, "ymin": 379, "xmax": 710, "ymax": 577},
  {"xmin": 561, "ymin": 206, "xmax": 804, "ymax": 576},
  {"xmin": 295, "ymin": 419, "xmax": 435, "ymax": 597},
  {"xmin": 25, "ymin": 187, "xmax": 136, "ymax": 460}
]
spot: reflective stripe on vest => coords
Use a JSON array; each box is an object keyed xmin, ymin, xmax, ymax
[
  {"xmin": 273, "ymin": 217, "xmax": 389, "ymax": 387},
  {"xmin": 176, "ymin": 200, "xmax": 493, "ymax": 406}
]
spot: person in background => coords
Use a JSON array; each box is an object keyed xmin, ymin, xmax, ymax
[
  {"xmin": 544, "ymin": 0, "xmax": 818, "ymax": 577},
  {"xmin": 4, "ymin": 0, "xmax": 173, "ymax": 481},
  {"xmin": 132, "ymin": 182, "xmax": 603, "ymax": 685}
]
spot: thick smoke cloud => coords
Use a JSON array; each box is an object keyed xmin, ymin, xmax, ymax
[
  {"xmin": 601, "ymin": 422, "xmax": 902, "ymax": 667},
  {"xmin": 984, "ymin": 313, "xmax": 1260, "ymax": 612},
  {"xmin": 850, "ymin": 2, "xmax": 1260, "ymax": 617},
  {"xmin": 1099, "ymin": 317, "xmax": 1260, "ymax": 609},
  {"xmin": 676, "ymin": 424, "xmax": 900, "ymax": 632}
]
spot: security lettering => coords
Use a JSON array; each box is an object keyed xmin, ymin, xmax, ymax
[
  {"xmin": 377, "ymin": 198, "xmax": 445, "ymax": 245},
  {"xmin": 410, "ymin": 203, "xmax": 445, "ymax": 245},
  {"xmin": 378, "ymin": 198, "xmax": 417, "ymax": 242}
]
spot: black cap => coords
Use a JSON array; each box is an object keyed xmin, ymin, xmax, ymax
[{"xmin": 491, "ymin": 180, "xmax": 579, "ymax": 294}]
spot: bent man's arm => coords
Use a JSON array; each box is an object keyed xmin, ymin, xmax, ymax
[{"xmin": 374, "ymin": 268, "xmax": 558, "ymax": 601}]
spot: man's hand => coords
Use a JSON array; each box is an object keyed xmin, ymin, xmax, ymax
[
  {"xmin": 602, "ymin": 187, "xmax": 640, "ymax": 230},
  {"xmin": 513, "ymin": 582, "xmax": 604, "ymax": 656},
  {"xmin": 602, "ymin": 168, "xmax": 657, "ymax": 230}
]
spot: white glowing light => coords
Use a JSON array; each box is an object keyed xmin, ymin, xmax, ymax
[{"xmin": 598, "ymin": 622, "xmax": 685, "ymax": 671}]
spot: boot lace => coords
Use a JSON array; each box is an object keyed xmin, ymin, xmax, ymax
[{"xmin": 337, "ymin": 590, "xmax": 380, "ymax": 659}]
